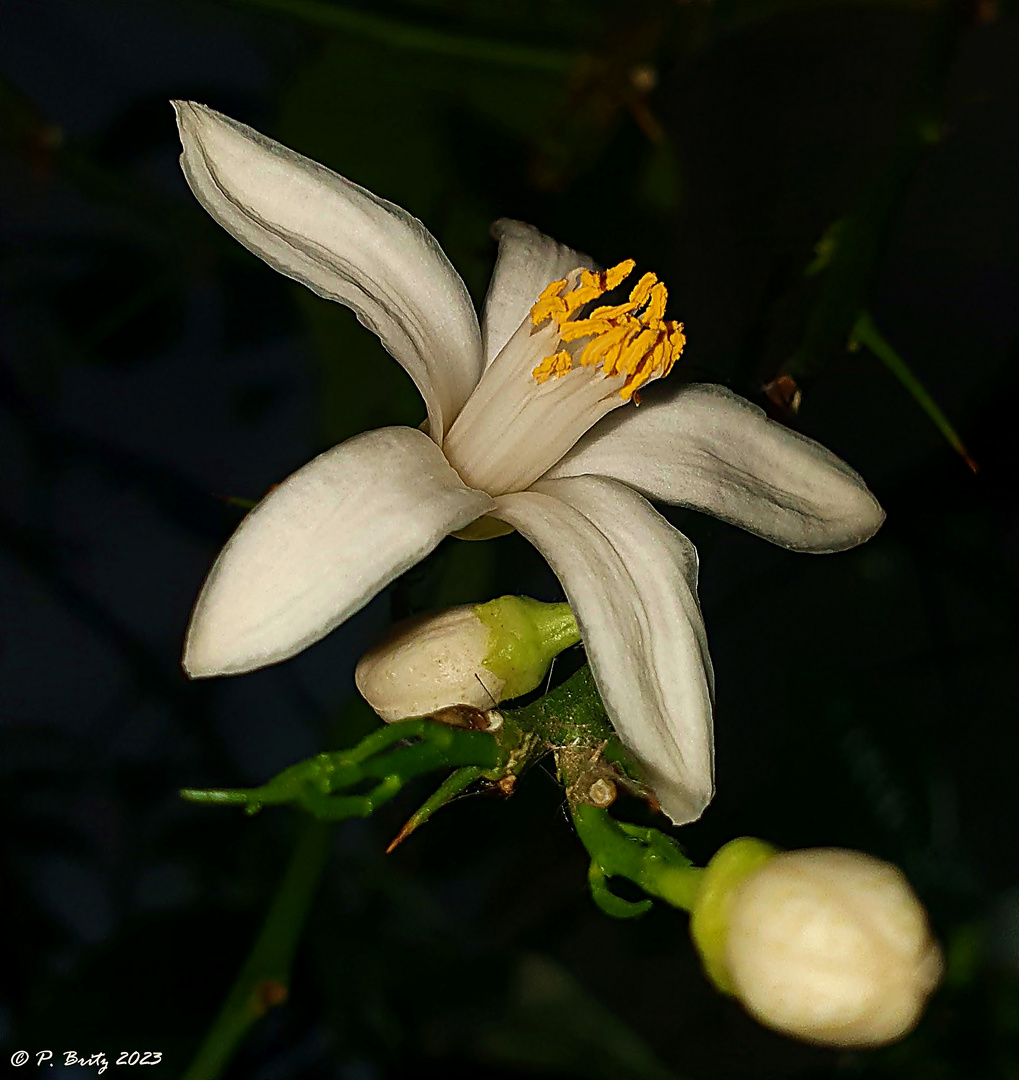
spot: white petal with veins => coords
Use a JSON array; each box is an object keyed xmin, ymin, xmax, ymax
[
  {"xmin": 184, "ymin": 427, "xmax": 494, "ymax": 677},
  {"xmin": 173, "ymin": 101, "xmax": 482, "ymax": 442},
  {"xmin": 493, "ymin": 475, "xmax": 714, "ymax": 824},
  {"xmin": 443, "ymin": 316, "xmax": 627, "ymax": 496},
  {"xmin": 543, "ymin": 382, "xmax": 885, "ymax": 552},
  {"xmin": 481, "ymin": 219, "xmax": 596, "ymax": 368}
]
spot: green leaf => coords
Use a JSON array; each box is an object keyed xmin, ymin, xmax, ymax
[{"xmin": 852, "ymin": 310, "xmax": 978, "ymax": 473}]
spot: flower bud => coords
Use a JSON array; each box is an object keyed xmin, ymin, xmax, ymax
[
  {"xmin": 691, "ymin": 842, "xmax": 943, "ymax": 1047},
  {"xmin": 355, "ymin": 596, "xmax": 579, "ymax": 722}
]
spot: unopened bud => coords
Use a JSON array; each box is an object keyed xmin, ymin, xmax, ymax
[
  {"xmin": 691, "ymin": 841, "xmax": 943, "ymax": 1047},
  {"xmin": 356, "ymin": 596, "xmax": 579, "ymax": 722}
]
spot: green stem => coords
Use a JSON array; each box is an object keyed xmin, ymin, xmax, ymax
[
  {"xmin": 852, "ymin": 310, "xmax": 977, "ymax": 471},
  {"xmin": 231, "ymin": 0, "xmax": 577, "ymax": 72},
  {"xmin": 786, "ymin": 0, "xmax": 972, "ymax": 381},
  {"xmin": 181, "ymin": 720, "xmax": 504, "ymax": 820},
  {"xmin": 182, "ymin": 818, "xmax": 332, "ymax": 1080},
  {"xmin": 509, "ymin": 665, "xmax": 614, "ymax": 746},
  {"xmin": 572, "ymin": 804, "xmax": 704, "ymax": 914}
]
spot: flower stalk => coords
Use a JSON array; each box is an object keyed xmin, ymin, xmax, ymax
[
  {"xmin": 571, "ymin": 804, "xmax": 702, "ymax": 918},
  {"xmin": 181, "ymin": 817, "xmax": 332, "ymax": 1080}
]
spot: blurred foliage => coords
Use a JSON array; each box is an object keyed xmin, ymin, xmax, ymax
[{"xmin": 1, "ymin": 0, "xmax": 1017, "ymax": 1078}]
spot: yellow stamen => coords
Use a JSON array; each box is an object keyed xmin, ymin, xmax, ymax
[
  {"xmin": 529, "ymin": 258, "xmax": 684, "ymax": 399},
  {"xmin": 532, "ymin": 350, "xmax": 574, "ymax": 384},
  {"xmin": 530, "ymin": 278, "xmax": 569, "ymax": 326}
]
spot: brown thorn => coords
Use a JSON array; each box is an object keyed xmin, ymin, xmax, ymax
[{"xmin": 385, "ymin": 821, "xmax": 414, "ymax": 855}]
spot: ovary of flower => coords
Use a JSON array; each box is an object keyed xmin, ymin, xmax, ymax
[
  {"xmin": 530, "ymin": 263, "xmax": 685, "ymax": 401},
  {"xmin": 173, "ymin": 101, "xmax": 886, "ymax": 828}
]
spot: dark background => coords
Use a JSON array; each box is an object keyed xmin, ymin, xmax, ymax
[{"xmin": 1, "ymin": 1, "xmax": 1017, "ymax": 1077}]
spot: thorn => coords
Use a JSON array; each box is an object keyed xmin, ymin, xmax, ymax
[
  {"xmin": 956, "ymin": 443, "xmax": 979, "ymax": 475},
  {"xmin": 385, "ymin": 821, "xmax": 414, "ymax": 855},
  {"xmin": 385, "ymin": 765, "xmax": 484, "ymax": 853}
]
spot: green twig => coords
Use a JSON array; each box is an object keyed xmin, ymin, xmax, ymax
[
  {"xmin": 785, "ymin": 0, "xmax": 973, "ymax": 381},
  {"xmin": 232, "ymin": 0, "xmax": 577, "ymax": 72},
  {"xmin": 852, "ymin": 310, "xmax": 977, "ymax": 471},
  {"xmin": 182, "ymin": 818, "xmax": 333, "ymax": 1080},
  {"xmin": 571, "ymin": 804, "xmax": 703, "ymax": 917},
  {"xmin": 182, "ymin": 719, "xmax": 505, "ymax": 821}
]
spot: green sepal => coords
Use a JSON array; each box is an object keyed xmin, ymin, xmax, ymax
[
  {"xmin": 689, "ymin": 837, "xmax": 779, "ymax": 995},
  {"xmin": 474, "ymin": 595, "xmax": 580, "ymax": 700}
]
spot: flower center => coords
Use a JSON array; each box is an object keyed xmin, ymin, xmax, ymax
[{"xmin": 529, "ymin": 260, "xmax": 686, "ymax": 402}]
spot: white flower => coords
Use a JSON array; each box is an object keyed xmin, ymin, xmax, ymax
[
  {"xmin": 173, "ymin": 102, "xmax": 885, "ymax": 825},
  {"xmin": 722, "ymin": 848, "xmax": 944, "ymax": 1047}
]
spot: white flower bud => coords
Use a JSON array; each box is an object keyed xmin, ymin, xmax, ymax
[
  {"xmin": 723, "ymin": 848, "xmax": 944, "ymax": 1047},
  {"xmin": 356, "ymin": 606, "xmax": 501, "ymax": 721},
  {"xmin": 355, "ymin": 597, "xmax": 579, "ymax": 722}
]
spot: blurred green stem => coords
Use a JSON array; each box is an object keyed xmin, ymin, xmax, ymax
[
  {"xmin": 182, "ymin": 817, "xmax": 332, "ymax": 1080},
  {"xmin": 786, "ymin": 0, "xmax": 973, "ymax": 381},
  {"xmin": 852, "ymin": 310, "xmax": 977, "ymax": 471},
  {"xmin": 232, "ymin": 0, "xmax": 577, "ymax": 72}
]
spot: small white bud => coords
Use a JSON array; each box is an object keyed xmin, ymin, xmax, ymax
[
  {"xmin": 355, "ymin": 607, "xmax": 502, "ymax": 722},
  {"xmin": 355, "ymin": 597, "xmax": 579, "ymax": 723},
  {"xmin": 723, "ymin": 848, "xmax": 944, "ymax": 1047}
]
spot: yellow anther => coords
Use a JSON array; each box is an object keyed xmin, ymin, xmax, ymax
[
  {"xmin": 579, "ymin": 323, "xmax": 634, "ymax": 371},
  {"xmin": 530, "ymin": 278, "xmax": 569, "ymax": 327},
  {"xmin": 528, "ymin": 257, "xmax": 684, "ymax": 399},
  {"xmin": 558, "ymin": 316, "xmax": 615, "ymax": 343},
  {"xmin": 628, "ymin": 272, "xmax": 658, "ymax": 308},
  {"xmin": 588, "ymin": 273, "xmax": 657, "ymax": 324},
  {"xmin": 643, "ymin": 281, "xmax": 669, "ymax": 324},
  {"xmin": 605, "ymin": 259, "xmax": 636, "ymax": 290},
  {"xmin": 532, "ymin": 350, "xmax": 574, "ymax": 383},
  {"xmin": 616, "ymin": 327, "xmax": 660, "ymax": 376}
]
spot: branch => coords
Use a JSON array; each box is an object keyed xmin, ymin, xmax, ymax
[{"xmin": 181, "ymin": 818, "xmax": 332, "ymax": 1080}]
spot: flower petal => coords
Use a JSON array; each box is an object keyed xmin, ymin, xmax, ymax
[
  {"xmin": 492, "ymin": 476, "xmax": 714, "ymax": 824},
  {"xmin": 184, "ymin": 427, "xmax": 494, "ymax": 677},
  {"xmin": 543, "ymin": 382, "xmax": 884, "ymax": 552},
  {"xmin": 443, "ymin": 315, "xmax": 628, "ymax": 496},
  {"xmin": 173, "ymin": 101, "xmax": 482, "ymax": 442},
  {"xmin": 480, "ymin": 219, "xmax": 596, "ymax": 368}
]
